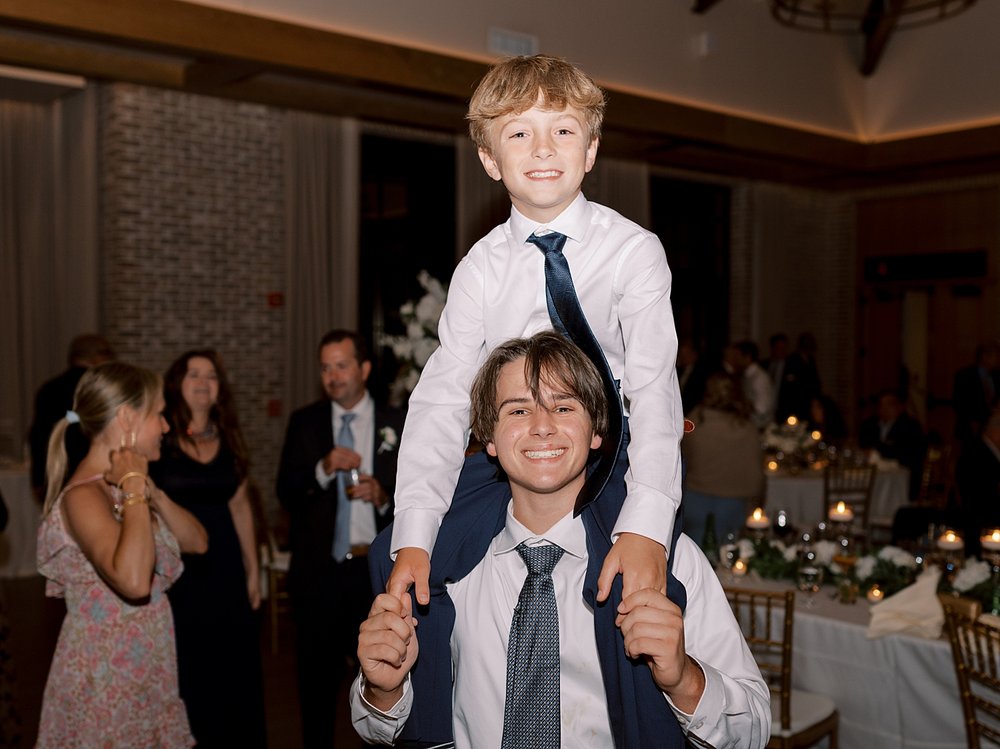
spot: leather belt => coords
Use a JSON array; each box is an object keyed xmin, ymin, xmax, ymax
[{"xmin": 345, "ymin": 544, "xmax": 370, "ymax": 560}]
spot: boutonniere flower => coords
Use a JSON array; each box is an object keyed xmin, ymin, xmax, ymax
[{"xmin": 378, "ymin": 426, "xmax": 398, "ymax": 454}]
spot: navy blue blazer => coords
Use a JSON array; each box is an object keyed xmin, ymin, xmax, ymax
[{"xmin": 369, "ymin": 446, "xmax": 687, "ymax": 748}]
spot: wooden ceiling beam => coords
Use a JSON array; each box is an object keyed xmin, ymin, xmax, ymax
[
  {"xmin": 0, "ymin": 27, "xmax": 185, "ymax": 88},
  {"xmin": 0, "ymin": 0, "xmax": 487, "ymax": 100},
  {"xmin": 1, "ymin": 0, "xmax": 1000, "ymax": 188}
]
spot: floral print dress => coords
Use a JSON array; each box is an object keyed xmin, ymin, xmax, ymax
[{"xmin": 34, "ymin": 476, "xmax": 194, "ymax": 749}]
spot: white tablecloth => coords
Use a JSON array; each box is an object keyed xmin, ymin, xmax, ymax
[
  {"xmin": 765, "ymin": 466, "xmax": 910, "ymax": 529},
  {"xmin": 734, "ymin": 576, "xmax": 963, "ymax": 749},
  {"xmin": 0, "ymin": 465, "xmax": 40, "ymax": 578}
]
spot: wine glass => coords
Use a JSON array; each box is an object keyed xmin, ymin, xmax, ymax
[{"xmin": 797, "ymin": 549, "xmax": 824, "ymax": 608}]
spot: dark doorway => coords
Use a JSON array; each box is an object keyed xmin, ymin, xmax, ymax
[
  {"xmin": 649, "ymin": 176, "xmax": 731, "ymax": 367},
  {"xmin": 358, "ymin": 134, "xmax": 456, "ymax": 400}
]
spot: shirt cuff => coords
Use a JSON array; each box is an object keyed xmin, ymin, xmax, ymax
[
  {"xmin": 611, "ymin": 492, "xmax": 676, "ymax": 551},
  {"xmin": 389, "ymin": 508, "xmax": 443, "ymax": 558},
  {"xmin": 315, "ymin": 460, "xmax": 335, "ymax": 490},
  {"xmin": 665, "ymin": 657, "xmax": 727, "ymax": 743},
  {"xmin": 350, "ymin": 673, "xmax": 412, "ymax": 744}
]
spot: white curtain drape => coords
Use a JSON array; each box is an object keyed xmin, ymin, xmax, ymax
[
  {"xmin": 0, "ymin": 86, "xmax": 99, "ymax": 460},
  {"xmin": 584, "ymin": 156, "xmax": 651, "ymax": 229},
  {"xmin": 283, "ymin": 112, "xmax": 360, "ymax": 413},
  {"xmin": 455, "ymin": 137, "xmax": 509, "ymax": 262}
]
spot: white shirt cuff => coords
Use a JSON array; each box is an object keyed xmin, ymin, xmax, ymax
[
  {"xmin": 389, "ymin": 508, "xmax": 443, "ymax": 558},
  {"xmin": 349, "ymin": 672, "xmax": 412, "ymax": 744},
  {"xmin": 611, "ymin": 491, "xmax": 676, "ymax": 552},
  {"xmin": 315, "ymin": 459, "xmax": 335, "ymax": 490}
]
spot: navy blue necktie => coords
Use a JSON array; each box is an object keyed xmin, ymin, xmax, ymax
[
  {"xmin": 501, "ymin": 542, "xmax": 564, "ymax": 749},
  {"xmin": 527, "ymin": 231, "xmax": 624, "ymax": 515}
]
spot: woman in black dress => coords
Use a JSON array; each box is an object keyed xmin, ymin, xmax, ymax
[{"xmin": 150, "ymin": 350, "xmax": 266, "ymax": 748}]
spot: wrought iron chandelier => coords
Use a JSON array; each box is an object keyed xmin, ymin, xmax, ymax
[{"xmin": 769, "ymin": 0, "xmax": 977, "ymax": 33}]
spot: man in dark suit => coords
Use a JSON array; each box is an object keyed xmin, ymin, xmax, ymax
[
  {"xmin": 953, "ymin": 341, "xmax": 1000, "ymax": 446},
  {"xmin": 859, "ymin": 390, "xmax": 926, "ymax": 499},
  {"xmin": 28, "ymin": 333, "xmax": 114, "ymax": 501},
  {"xmin": 956, "ymin": 410, "xmax": 1000, "ymax": 556},
  {"xmin": 276, "ymin": 329, "xmax": 404, "ymax": 749}
]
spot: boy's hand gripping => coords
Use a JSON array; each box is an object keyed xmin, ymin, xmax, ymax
[
  {"xmin": 387, "ymin": 546, "xmax": 431, "ymax": 606},
  {"xmin": 596, "ymin": 532, "xmax": 667, "ymax": 603}
]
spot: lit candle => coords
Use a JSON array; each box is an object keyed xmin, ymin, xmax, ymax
[
  {"xmin": 810, "ymin": 430, "xmax": 822, "ymax": 441},
  {"xmin": 732, "ymin": 559, "xmax": 748, "ymax": 576},
  {"xmin": 937, "ymin": 530, "xmax": 965, "ymax": 551},
  {"xmin": 982, "ymin": 530, "xmax": 1000, "ymax": 552},
  {"xmin": 866, "ymin": 585, "xmax": 884, "ymax": 604},
  {"xmin": 767, "ymin": 460, "xmax": 779, "ymax": 472},
  {"xmin": 746, "ymin": 507, "xmax": 770, "ymax": 530},
  {"xmin": 828, "ymin": 501, "xmax": 854, "ymax": 523},
  {"xmin": 786, "ymin": 416, "xmax": 798, "ymax": 427}
]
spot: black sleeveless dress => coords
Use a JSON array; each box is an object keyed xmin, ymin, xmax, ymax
[{"xmin": 151, "ymin": 442, "xmax": 266, "ymax": 749}]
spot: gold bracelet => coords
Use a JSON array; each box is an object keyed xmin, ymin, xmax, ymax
[
  {"xmin": 117, "ymin": 471, "xmax": 147, "ymax": 492},
  {"xmin": 121, "ymin": 493, "xmax": 149, "ymax": 510}
]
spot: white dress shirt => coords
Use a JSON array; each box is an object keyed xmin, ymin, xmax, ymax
[
  {"xmin": 743, "ymin": 362, "xmax": 775, "ymax": 430},
  {"xmin": 391, "ymin": 193, "xmax": 683, "ymax": 556},
  {"xmin": 314, "ymin": 391, "xmax": 379, "ymax": 546},
  {"xmin": 352, "ymin": 505, "xmax": 771, "ymax": 748}
]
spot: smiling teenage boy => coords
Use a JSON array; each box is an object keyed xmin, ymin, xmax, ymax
[
  {"xmin": 387, "ymin": 54, "xmax": 684, "ymax": 611},
  {"xmin": 354, "ymin": 333, "xmax": 769, "ymax": 747}
]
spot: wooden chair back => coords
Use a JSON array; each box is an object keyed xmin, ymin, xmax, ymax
[
  {"xmin": 822, "ymin": 463, "xmax": 877, "ymax": 530},
  {"xmin": 724, "ymin": 587, "xmax": 795, "ymax": 732},
  {"xmin": 945, "ymin": 606, "xmax": 1000, "ymax": 748}
]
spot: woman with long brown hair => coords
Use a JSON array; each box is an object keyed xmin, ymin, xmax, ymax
[
  {"xmin": 149, "ymin": 350, "xmax": 266, "ymax": 748},
  {"xmin": 35, "ymin": 361, "xmax": 207, "ymax": 749}
]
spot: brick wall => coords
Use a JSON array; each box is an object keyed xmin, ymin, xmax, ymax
[{"xmin": 99, "ymin": 83, "xmax": 286, "ymax": 517}]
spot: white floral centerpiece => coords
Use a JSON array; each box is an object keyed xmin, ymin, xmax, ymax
[
  {"xmin": 762, "ymin": 417, "xmax": 821, "ymax": 470},
  {"xmin": 379, "ymin": 270, "xmax": 448, "ymax": 405},
  {"xmin": 850, "ymin": 546, "xmax": 918, "ymax": 596}
]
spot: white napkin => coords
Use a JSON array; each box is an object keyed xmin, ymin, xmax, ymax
[
  {"xmin": 868, "ymin": 450, "xmax": 901, "ymax": 470},
  {"xmin": 866, "ymin": 567, "xmax": 944, "ymax": 640}
]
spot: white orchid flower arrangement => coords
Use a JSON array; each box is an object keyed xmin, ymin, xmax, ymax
[{"xmin": 379, "ymin": 270, "xmax": 448, "ymax": 405}]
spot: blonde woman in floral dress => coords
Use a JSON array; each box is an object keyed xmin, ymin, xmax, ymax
[{"xmin": 35, "ymin": 361, "xmax": 208, "ymax": 749}]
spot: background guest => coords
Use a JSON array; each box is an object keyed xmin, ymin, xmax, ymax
[
  {"xmin": 953, "ymin": 341, "xmax": 1000, "ymax": 446},
  {"xmin": 724, "ymin": 340, "xmax": 774, "ymax": 429},
  {"xmin": 807, "ymin": 393, "xmax": 848, "ymax": 446},
  {"xmin": 777, "ymin": 331, "xmax": 822, "ymax": 422},
  {"xmin": 676, "ymin": 338, "xmax": 708, "ymax": 414},
  {"xmin": 276, "ymin": 330, "xmax": 404, "ymax": 749},
  {"xmin": 149, "ymin": 350, "xmax": 266, "ymax": 749},
  {"xmin": 682, "ymin": 372, "xmax": 764, "ymax": 546},
  {"xmin": 761, "ymin": 332, "xmax": 789, "ymax": 405},
  {"xmin": 955, "ymin": 410, "xmax": 1000, "ymax": 556},
  {"xmin": 0, "ymin": 488, "xmax": 22, "ymax": 749},
  {"xmin": 859, "ymin": 390, "xmax": 926, "ymax": 499},
  {"xmin": 35, "ymin": 361, "xmax": 207, "ymax": 749},
  {"xmin": 27, "ymin": 334, "xmax": 115, "ymax": 502}
]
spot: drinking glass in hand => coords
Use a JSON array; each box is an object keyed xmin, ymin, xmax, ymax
[{"xmin": 343, "ymin": 468, "xmax": 361, "ymax": 498}]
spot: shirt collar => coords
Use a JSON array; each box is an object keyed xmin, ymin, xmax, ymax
[
  {"xmin": 332, "ymin": 390, "xmax": 371, "ymax": 421},
  {"xmin": 511, "ymin": 192, "xmax": 591, "ymax": 247},
  {"xmin": 493, "ymin": 501, "xmax": 587, "ymax": 561}
]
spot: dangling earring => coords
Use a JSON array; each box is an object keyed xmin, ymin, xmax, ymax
[{"xmin": 130, "ymin": 431, "xmax": 137, "ymax": 448}]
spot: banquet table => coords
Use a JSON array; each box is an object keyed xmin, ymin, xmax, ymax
[
  {"xmin": 729, "ymin": 575, "xmax": 963, "ymax": 749},
  {"xmin": 0, "ymin": 463, "xmax": 40, "ymax": 578},
  {"xmin": 765, "ymin": 465, "xmax": 910, "ymax": 530}
]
